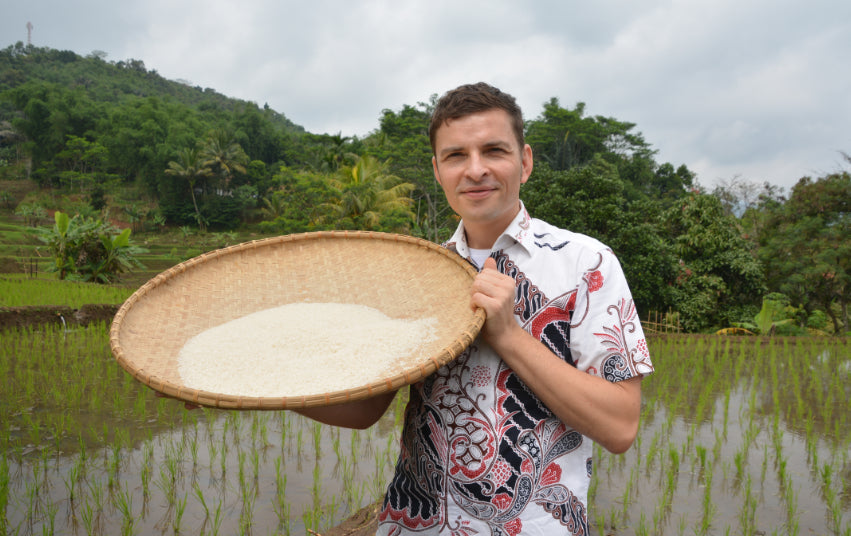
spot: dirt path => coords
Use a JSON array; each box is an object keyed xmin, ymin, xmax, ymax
[
  {"xmin": 0, "ymin": 304, "xmax": 120, "ymax": 330},
  {"xmin": 320, "ymin": 502, "xmax": 380, "ymax": 536}
]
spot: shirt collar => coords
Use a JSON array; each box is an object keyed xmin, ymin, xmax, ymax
[{"xmin": 445, "ymin": 201, "xmax": 535, "ymax": 261}]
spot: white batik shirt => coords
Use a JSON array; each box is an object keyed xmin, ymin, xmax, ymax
[{"xmin": 378, "ymin": 204, "xmax": 654, "ymax": 536}]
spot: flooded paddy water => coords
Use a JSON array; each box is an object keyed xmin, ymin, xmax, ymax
[
  {"xmin": 1, "ymin": 324, "xmax": 849, "ymax": 535},
  {"xmin": 592, "ymin": 335, "xmax": 851, "ymax": 535}
]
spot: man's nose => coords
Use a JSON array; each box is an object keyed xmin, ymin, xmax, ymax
[{"xmin": 466, "ymin": 152, "xmax": 488, "ymax": 180}]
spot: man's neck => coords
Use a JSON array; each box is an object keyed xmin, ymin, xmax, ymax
[
  {"xmin": 464, "ymin": 227, "xmax": 498, "ymax": 250},
  {"xmin": 462, "ymin": 210, "xmax": 520, "ymax": 250}
]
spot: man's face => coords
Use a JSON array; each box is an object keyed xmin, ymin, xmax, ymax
[{"xmin": 432, "ymin": 109, "xmax": 533, "ymax": 248}]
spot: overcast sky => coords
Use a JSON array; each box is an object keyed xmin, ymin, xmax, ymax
[{"xmin": 3, "ymin": 0, "xmax": 850, "ymax": 191}]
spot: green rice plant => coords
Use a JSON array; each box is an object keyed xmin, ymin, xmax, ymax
[
  {"xmin": 251, "ymin": 446, "xmax": 260, "ymax": 483},
  {"xmin": 827, "ymin": 487, "xmax": 844, "ymax": 535},
  {"xmin": 733, "ymin": 447, "xmax": 746, "ymax": 483},
  {"xmin": 220, "ymin": 435, "xmax": 229, "ymax": 479},
  {"xmin": 80, "ymin": 496, "xmax": 96, "ymax": 535},
  {"xmin": 783, "ymin": 473, "xmax": 799, "ymax": 536},
  {"xmin": 87, "ymin": 477, "xmax": 105, "ymax": 514},
  {"xmin": 0, "ymin": 277, "xmax": 134, "ymax": 307},
  {"xmin": 210, "ymin": 500, "xmax": 224, "ymax": 536},
  {"xmin": 115, "ymin": 483, "xmax": 134, "ymax": 535},
  {"xmin": 312, "ymin": 460, "xmax": 323, "ymax": 498},
  {"xmin": 240, "ymin": 492, "xmax": 257, "ymax": 535},
  {"xmin": 235, "ymin": 445, "xmax": 247, "ymax": 485},
  {"xmin": 635, "ymin": 511, "xmax": 649, "ymax": 536},
  {"xmin": 42, "ymin": 496, "xmax": 58, "ymax": 536},
  {"xmin": 302, "ymin": 507, "xmax": 321, "ymax": 534},
  {"xmin": 273, "ymin": 456, "xmax": 290, "ymax": 530},
  {"xmin": 173, "ymin": 492, "xmax": 188, "ymax": 534},
  {"xmin": 229, "ymin": 411, "xmax": 243, "ymax": 446},
  {"xmin": 63, "ymin": 458, "xmax": 80, "ymax": 507},
  {"xmin": 695, "ymin": 444, "xmax": 708, "ymax": 478},
  {"xmin": 155, "ymin": 463, "xmax": 176, "ymax": 506},
  {"xmin": 24, "ymin": 478, "xmax": 39, "ymax": 532},
  {"xmin": 738, "ymin": 474, "xmax": 758, "ymax": 535},
  {"xmin": 695, "ymin": 470, "xmax": 715, "ymax": 536},
  {"xmin": 594, "ymin": 512, "xmax": 606, "ymax": 536},
  {"xmin": 193, "ymin": 480, "xmax": 209, "ymax": 520}
]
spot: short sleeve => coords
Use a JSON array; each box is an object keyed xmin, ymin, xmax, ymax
[{"xmin": 568, "ymin": 248, "xmax": 654, "ymax": 382}]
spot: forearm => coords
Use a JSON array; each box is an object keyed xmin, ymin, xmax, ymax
[
  {"xmin": 294, "ymin": 390, "xmax": 397, "ymax": 430},
  {"xmin": 491, "ymin": 324, "xmax": 642, "ymax": 453}
]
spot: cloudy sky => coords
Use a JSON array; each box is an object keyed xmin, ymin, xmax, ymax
[{"xmin": 3, "ymin": 0, "xmax": 850, "ymax": 191}]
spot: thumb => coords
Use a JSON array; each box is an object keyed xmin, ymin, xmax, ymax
[{"xmin": 482, "ymin": 256, "xmax": 497, "ymax": 271}]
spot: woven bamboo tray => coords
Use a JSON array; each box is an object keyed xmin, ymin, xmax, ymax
[{"xmin": 110, "ymin": 231, "xmax": 484, "ymax": 410}]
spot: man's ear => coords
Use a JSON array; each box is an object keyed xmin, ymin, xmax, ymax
[
  {"xmin": 520, "ymin": 144, "xmax": 533, "ymax": 185},
  {"xmin": 432, "ymin": 156, "xmax": 442, "ymax": 185}
]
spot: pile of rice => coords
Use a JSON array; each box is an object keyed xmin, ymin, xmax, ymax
[{"xmin": 177, "ymin": 302, "xmax": 438, "ymax": 398}]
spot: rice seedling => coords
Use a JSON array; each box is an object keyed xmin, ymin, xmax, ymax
[
  {"xmin": 115, "ymin": 482, "xmax": 134, "ymax": 535},
  {"xmin": 211, "ymin": 500, "xmax": 224, "ymax": 536},
  {"xmin": 173, "ymin": 492, "xmax": 188, "ymax": 534},
  {"xmin": 79, "ymin": 495, "xmax": 96, "ymax": 535},
  {"xmin": 313, "ymin": 422, "xmax": 323, "ymax": 459},
  {"xmin": 193, "ymin": 480, "xmax": 210, "ymax": 520}
]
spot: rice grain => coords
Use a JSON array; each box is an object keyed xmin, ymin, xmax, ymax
[{"xmin": 177, "ymin": 302, "xmax": 438, "ymax": 398}]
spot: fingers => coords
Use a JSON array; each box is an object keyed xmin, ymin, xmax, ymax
[{"xmin": 471, "ymin": 257, "xmax": 513, "ymax": 313}]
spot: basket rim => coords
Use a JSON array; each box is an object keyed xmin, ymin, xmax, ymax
[{"xmin": 110, "ymin": 230, "xmax": 485, "ymax": 410}]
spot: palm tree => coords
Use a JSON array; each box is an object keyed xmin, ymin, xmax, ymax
[
  {"xmin": 260, "ymin": 191, "xmax": 288, "ymax": 220},
  {"xmin": 324, "ymin": 155, "xmax": 416, "ymax": 231},
  {"xmin": 165, "ymin": 147, "xmax": 212, "ymax": 231},
  {"xmin": 201, "ymin": 129, "xmax": 248, "ymax": 193}
]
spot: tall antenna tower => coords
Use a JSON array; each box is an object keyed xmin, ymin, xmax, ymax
[{"xmin": 27, "ymin": 22, "xmax": 33, "ymax": 45}]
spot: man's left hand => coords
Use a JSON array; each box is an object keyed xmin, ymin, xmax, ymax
[{"xmin": 471, "ymin": 257, "xmax": 519, "ymax": 347}]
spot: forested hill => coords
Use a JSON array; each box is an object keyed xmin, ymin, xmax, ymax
[
  {"xmin": 0, "ymin": 42, "xmax": 304, "ymax": 134},
  {"xmin": 1, "ymin": 42, "xmax": 848, "ymax": 335}
]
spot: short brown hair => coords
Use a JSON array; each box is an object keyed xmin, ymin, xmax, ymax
[{"xmin": 428, "ymin": 82, "xmax": 525, "ymax": 154}]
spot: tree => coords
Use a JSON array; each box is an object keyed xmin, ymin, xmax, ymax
[
  {"xmin": 258, "ymin": 167, "xmax": 336, "ymax": 234},
  {"xmin": 323, "ymin": 155, "xmax": 415, "ymax": 232},
  {"xmin": 525, "ymin": 97, "xmax": 694, "ymax": 206},
  {"xmin": 165, "ymin": 146, "xmax": 212, "ymax": 230},
  {"xmin": 201, "ymin": 129, "xmax": 248, "ymax": 193},
  {"xmin": 55, "ymin": 135, "xmax": 109, "ymax": 192},
  {"xmin": 525, "ymin": 98, "xmax": 653, "ymax": 172},
  {"xmin": 523, "ymin": 158, "xmax": 677, "ymax": 314},
  {"xmin": 364, "ymin": 99, "xmax": 453, "ymax": 241},
  {"xmin": 759, "ymin": 172, "xmax": 850, "ymax": 333},
  {"xmin": 662, "ymin": 193, "xmax": 765, "ymax": 331}
]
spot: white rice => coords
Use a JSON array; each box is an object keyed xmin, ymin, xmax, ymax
[{"xmin": 177, "ymin": 302, "xmax": 438, "ymax": 398}]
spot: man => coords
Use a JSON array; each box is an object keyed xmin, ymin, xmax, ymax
[{"xmin": 303, "ymin": 82, "xmax": 653, "ymax": 535}]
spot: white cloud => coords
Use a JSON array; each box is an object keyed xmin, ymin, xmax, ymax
[{"xmin": 2, "ymin": 0, "xmax": 849, "ymax": 189}]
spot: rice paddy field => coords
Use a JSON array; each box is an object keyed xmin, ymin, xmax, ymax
[
  {"xmin": 1, "ymin": 322, "xmax": 850, "ymax": 535},
  {"xmin": 0, "ymin": 277, "xmax": 135, "ymax": 308}
]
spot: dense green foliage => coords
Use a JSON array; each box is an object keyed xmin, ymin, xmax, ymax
[
  {"xmin": 755, "ymin": 171, "xmax": 851, "ymax": 333},
  {"xmin": 34, "ymin": 211, "xmax": 145, "ymax": 283},
  {"xmin": 0, "ymin": 43, "xmax": 848, "ymax": 334}
]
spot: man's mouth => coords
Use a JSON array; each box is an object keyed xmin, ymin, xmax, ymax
[{"xmin": 460, "ymin": 186, "xmax": 497, "ymax": 199}]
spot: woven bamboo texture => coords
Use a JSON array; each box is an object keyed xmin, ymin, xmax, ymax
[{"xmin": 110, "ymin": 231, "xmax": 484, "ymax": 409}]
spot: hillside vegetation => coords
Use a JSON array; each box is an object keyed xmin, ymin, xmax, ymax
[{"xmin": 0, "ymin": 41, "xmax": 848, "ymax": 334}]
